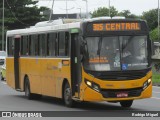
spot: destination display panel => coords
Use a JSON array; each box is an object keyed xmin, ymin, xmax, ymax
[{"xmin": 92, "ymin": 22, "xmax": 141, "ymax": 31}]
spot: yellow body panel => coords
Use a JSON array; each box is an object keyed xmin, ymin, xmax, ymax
[
  {"xmin": 6, "ymin": 57, "xmax": 152, "ymax": 102},
  {"xmin": 6, "ymin": 57, "xmax": 71, "ymax": 98},
  {"xmin": 79, "ymin": 69, "xmax": 152, "ymax": 101}
]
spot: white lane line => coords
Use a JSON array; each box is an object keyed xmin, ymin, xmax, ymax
[
  {"xmin": 1, "ymin": 81, "xmax": 7, "ymax": 84},
  {"xmin": 151, "ymin": 97, "xmax": 160, "ymax": 100},
  {"xmin": 153, "ymin": 86, "xmax": 160, "ymax": 89},
  {"xmin": 153, "ymin": 91, "xmax": 160, "ymax": 93}
]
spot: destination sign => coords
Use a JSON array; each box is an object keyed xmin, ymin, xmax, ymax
[{"xmin": 92, "ymin": 22, "xmax": 141, "ymax": 31}]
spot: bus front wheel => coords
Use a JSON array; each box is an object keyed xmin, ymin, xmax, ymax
[
  {"xmin": 25, "ymin": 78, "xmax": 34, "ymax": 100},
  {"xmin": 120, "ymin": 100, "xmax": 133, "ymax": 108},
  {"xmin": 63, "ymin": 82, "xmax": 74, "ymax": 107},
  {"xmin": 24, "ymin": 78, "xmax": 42, "ymax": 100}
]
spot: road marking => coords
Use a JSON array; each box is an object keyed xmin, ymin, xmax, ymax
[
  {"xmin": 153, "ymin": 91, "xmax": 160, "ymax": 93},
  {"xmin": 153, "ymin": 86, "xmax": 160, "ymax": 89},
  {"xmin": 151, "ymin": 97, "xmax": 160, "ymax": 100}
]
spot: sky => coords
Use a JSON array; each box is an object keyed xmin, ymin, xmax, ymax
[{"xmin": 36, "ymin": 0, "xmax": 158, "ymax": 15}]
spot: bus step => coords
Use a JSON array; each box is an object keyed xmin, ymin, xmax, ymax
[
  {"xmin": 16, "ymin": 89, "xmax": 22, "ymax": 92},
  {"xmin": 72, "ymin": 97, "xmax": 81, "ymax": 102}
]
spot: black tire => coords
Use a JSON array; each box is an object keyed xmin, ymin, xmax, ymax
[
  {"xmin": 120, "ymin": 100, "xmax": 133, "ymax": 108},
  {"xmin": 63, "ymin": 82, "xmax": 74, "ymax": 107},
  {"xmin": 24, "ymin": 77, "xmax": 42, "ymax": 100},
  {"xmin": 24, "ymin": 78, "xmax": 34, "ymax": 100}
]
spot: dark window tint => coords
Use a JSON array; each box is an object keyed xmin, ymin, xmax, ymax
[
  {"xmin": 30, "ymin": 35, "xmax": 39, "ymax": 56},
  {"xmin": 58, "ymin": 32, "xmax": 69, "ymax": 56},
  {"xmin": 47, "ymin": 33, "xmax": 56, "ymax": 56},
  {"xmin": 65, "ymin": 32, "xmax": 69, "ymax": 56},
  {"xmin": 39, "ymin": 34, "xmax": 47, "ymax": 56},
  {"xmin": 21, "ymin": 36, "xmax": 28, "ymax": 56},
  {"xmin": 7, "ymin": 37, "xmax": 14, "ymax": 56}
]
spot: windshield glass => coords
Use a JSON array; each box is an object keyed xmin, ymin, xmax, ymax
[
  {"xmin": 82, "ymin": 36, "xmax": 148, "ymax": 71},
  {"xmin": 120, "ymin": 36, "xmax": 148, "ymax": 70}
]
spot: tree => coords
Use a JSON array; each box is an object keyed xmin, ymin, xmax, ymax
[
  {"xmin": 142, "ymin": 9, "xmax": 158, "ymax": 31},
  {"xmin": 0, "ymin": 0, "xmax": 49, "ymax": 49},
  {"xmin": 91, "ymin": 6, "xmax": 118, "ymax": 18},
  {"xmin": 0, "ymin": 0, "xmax": 49, "ymax": 30},
  {"xmin": 150, "ymin": 27, "xmax": 159, "ymax": 41},
  {"xmin": 118, "ymin": 10, "xmax": 139, "ymax": 19}
]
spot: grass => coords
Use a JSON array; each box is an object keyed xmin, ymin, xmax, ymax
[
  {"xmin": 152, "ymin": 67, "xmax": 160, "ymax": 85},
  {"xmin": 152, "ymin": 73, "xmax": 160, "ymax": 83}
]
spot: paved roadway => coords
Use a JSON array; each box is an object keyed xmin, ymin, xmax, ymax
[{"xmin": 0, "ymin": 80, "xmax": 160, "ymax": 119}]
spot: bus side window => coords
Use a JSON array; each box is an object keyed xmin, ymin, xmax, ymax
[
  {"xmin": 65, "ymin": 32, "xmax": 70, "ymax": 56},
  {"xmin": 39, "ymin": 34, "xmax": 47, "ymax": 56},
  {"xmin": 30, "ymin": 35, "xmax": 34, "ymax": 56},
  {"xmin": 28, "ymin": 36, "xmax": 31, "ymax": 56},
  {"xmin": 35, "ymin": 35, "xmax": 39, "ymax": 56},
  {"xmin": 7, "ymin": 37, "xmax": 14, "ymax": 56},
  {"xmin": 30, "ymin": 34, "xmax": 38, "ymax": 56},
  {"xmin": 58, "ymin": 32, "xmax": 69, "ymax": 56},
  {"xmin": 47, "ymin": 33, "xmax": 56, "ymax": 56},
  {"xmin": 21, "ymin": 36, "xmax": 28, "ymax": 56}
]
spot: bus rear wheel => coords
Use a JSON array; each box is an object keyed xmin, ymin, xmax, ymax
[
  {"xmin": 63, "ymin": 82, "xmax": 74, "ymax": 107},
  {"xmin": 120, "ymin": 100, "xmax": 133, "ymax": 108}
]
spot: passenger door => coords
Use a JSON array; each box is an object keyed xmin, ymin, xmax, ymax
[
  {"xmin": 14, "ymin": 35, "xmax": 21, "ymax": 90},
  {"xmin": 71, "ymin": 33, "xmax": 81, "ymax": 97}
]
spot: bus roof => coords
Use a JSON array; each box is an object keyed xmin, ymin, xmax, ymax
[
  {"xmin": 7, "ymin": 19, "xmax": 82, "ymax": 36},
  {"xmin": 6, "ymin": 18, "xmax": 147, "ymax": 37}
]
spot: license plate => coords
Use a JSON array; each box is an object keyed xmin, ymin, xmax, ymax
[{"xmin": 116, "ymin": 92, "xmax": 128, "ymax": 98}]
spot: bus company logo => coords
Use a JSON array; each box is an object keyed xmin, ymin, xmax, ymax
[{"xmin": 2, "ymin": 112, "xmax": 11, "ymax": 117}]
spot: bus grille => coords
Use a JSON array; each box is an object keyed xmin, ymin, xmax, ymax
[
  {"xmin": 101, "ymin": 87, "xmax": 142, "ymax": 98},
  {"xmin": 86, "ymin": 68, "xmax": 151, "ymax": 80}
]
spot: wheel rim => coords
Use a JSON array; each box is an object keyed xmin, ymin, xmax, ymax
[{"xmin": 64, "ymin": 88, "xmax": 71, "ymax": 104}]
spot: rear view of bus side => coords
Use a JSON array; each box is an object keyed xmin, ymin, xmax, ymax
[{"xmin": 6, "ymin": 18, "xmax": 152, "ymax": 108}]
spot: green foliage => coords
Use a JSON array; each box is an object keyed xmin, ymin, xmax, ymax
[
  {"xmin": 142, "ymin": 9, "xmax": 158, "ymax": 31},
  {"xmin": 150, "ymin": 27, "xmax": 160, "ymax": 41},
  {"xmin": 152, "ymin": 66, "xmax": 160, "ymax": 85},
  {"xmin": 118, "ymin": 10, "xmax": 139, "ymax": 19},
  {"xmin": 0, "ymin": 0, "xmax": 49, "ymax": 50},
  {"xmin": 91, "ymin": 7, "xmax": 139, "ymax": 19},
  {"xmin": 0, "ymin": 0, "xmax": 49, "ymax": 30},
  {"xmin": 91, "ymin": 6, "xmax": 118, "ymax": 18}
]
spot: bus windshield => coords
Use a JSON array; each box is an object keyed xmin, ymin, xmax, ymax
[{"xmin": 82, "ymin": 36, "xmax": 148, "ymax": 71}]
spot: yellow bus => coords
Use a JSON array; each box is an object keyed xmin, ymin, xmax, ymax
[{"xmin": 6, "ymin": 18, "xmax": 152, "ymax": 108}]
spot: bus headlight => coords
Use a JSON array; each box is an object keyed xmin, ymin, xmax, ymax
[
  {"xmin": 85, "ymin": 79, "xmax": 100, "ymax": 92},
  {"xmin": 143, "ymin": 78, "xmax": 152, "ymax": 90},
  {"xmin": 86, "ymin": 81, "xmax": 92, "ymax": 86}
]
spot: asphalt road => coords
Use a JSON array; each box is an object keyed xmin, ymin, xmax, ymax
[{"xmin": 0, "ymin": 80, "xmax": 160, "ymax": 119}]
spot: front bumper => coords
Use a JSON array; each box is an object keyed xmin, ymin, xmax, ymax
[{"xmin": 81, "ymin": 82, "xmax": 152, "ymax": 102}]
